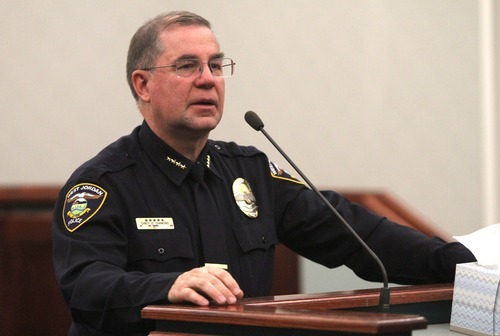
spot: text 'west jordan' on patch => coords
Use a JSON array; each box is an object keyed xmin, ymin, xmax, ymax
[{"xmin": 62, "ymin": 183, "xmax": 108, "ymax": 232}]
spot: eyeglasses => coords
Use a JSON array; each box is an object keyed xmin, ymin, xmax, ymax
[{"xmin": 142, "ymin": 57, "xmax": 235, "ymax": 78}]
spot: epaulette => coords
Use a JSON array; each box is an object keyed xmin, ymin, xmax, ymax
[
  {"xmin": 208, "ymin": 140, "xmax": 265, "ymax": 158},
  {"xmin": 70, "ymin": 135, "xmax": 137, "ymax": 181}
]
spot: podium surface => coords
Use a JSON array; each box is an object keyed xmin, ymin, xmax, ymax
[{"xmin": 142, "ymin": 283, "xmax": 454, "ymax": 335}]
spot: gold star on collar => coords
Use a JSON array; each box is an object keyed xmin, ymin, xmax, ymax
[
  {"xmin": 166, "ymin": 156, "xmax": 187, "ymax": 170},
  {"xmin": 205, "ymin": 155, "xmax": 211, "ymax": 169}
]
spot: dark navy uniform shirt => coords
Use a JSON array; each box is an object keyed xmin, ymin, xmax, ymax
[{"xmin": 52, "ymin": 121, "xmax": 475, "ymax": 335}]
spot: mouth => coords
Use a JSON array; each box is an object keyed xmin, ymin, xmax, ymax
[{"xmin": 191, "ymin": 99, "xmax": 217, "ymax": 107}]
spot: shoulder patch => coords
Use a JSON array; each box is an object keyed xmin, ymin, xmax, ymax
[
  {"xmin": 62, "ymin": 183, "xmax": 108, "ymax": 232},
  {"xmin": 269, "ymin": 161, "xmax": 304, "ymax": 185}
]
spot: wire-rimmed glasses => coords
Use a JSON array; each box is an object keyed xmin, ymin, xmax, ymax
[{"xmin": 142, "ymin": 57, "xmax": 235, "ymax": 78}]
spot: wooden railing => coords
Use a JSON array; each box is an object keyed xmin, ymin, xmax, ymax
[{"xmin": 0, "ymin": 186, "xmax": 70, "ymax": 336}]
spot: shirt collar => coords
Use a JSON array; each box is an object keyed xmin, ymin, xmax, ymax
[{"xmin": 138, "ymin": 121, "xmax": 222, "ymax": 185}]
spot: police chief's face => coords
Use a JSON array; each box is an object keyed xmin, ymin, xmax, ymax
[{"xmin": 145, "ymin": 25, "xmax": 225, "ymax": 139}]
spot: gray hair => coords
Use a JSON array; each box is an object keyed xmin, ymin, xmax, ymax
[{"xmin": 126, "ymin": 11, "xmax": 212, "ymax": 101}]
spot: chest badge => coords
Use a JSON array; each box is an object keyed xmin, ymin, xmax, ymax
[{"xmin": 232, "ymin": 178, "xmax": 258, "ymax": 218}]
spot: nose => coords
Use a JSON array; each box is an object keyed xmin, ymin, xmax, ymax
[
  {"xmin": 194, "ymin": 62, "xmax": 217, "ymax": 86},
  {"xmin": 196, "ymin": 62, "xmax": 215, "ymax": 77}
]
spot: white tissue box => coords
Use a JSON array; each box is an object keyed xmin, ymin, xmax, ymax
[{"xmin": 450, "ymin": 262, "xmax": 500, "ymax": 335}]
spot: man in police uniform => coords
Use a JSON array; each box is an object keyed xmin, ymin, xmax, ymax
[{"xmin": 52, "ymin": 11, "xmax": 476, "ymax": 336}]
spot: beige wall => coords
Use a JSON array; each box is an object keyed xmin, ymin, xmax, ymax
[{"xmin": 1, "ymin": 0, "xmax": 497, "ymax": 292}]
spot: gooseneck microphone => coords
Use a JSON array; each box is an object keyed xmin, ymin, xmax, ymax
[{"xmin": 244, "ymin": 110, "xmax": 390, "ymax": 311}]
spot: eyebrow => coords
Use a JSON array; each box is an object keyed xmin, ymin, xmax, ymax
[{"xmin": 175, "ymin": 52, "xmax": 225, "ymax": 62}]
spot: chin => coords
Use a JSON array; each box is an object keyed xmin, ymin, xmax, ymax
[{"xmin": 199, "ymin": 115, "xmax": 222, "ymax": 129}]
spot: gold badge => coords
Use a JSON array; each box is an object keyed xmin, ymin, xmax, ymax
[{"xmin": 232, "ymin": 178, "xmax": 258, "ymax": 218}]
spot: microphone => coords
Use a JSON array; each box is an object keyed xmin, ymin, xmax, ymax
[{"xmin": 244, "ymin": 110, "xmax": 390, "ymax": 311}]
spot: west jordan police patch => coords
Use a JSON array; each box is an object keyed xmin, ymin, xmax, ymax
[
  {"xmin": 269, "ymin": 161, "xmax": 304, "ymax": 185},
  {"xmin": 62, "ymin": 183, "xmax": 107, "ymax": 232}
]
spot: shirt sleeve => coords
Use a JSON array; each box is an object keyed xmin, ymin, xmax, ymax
[
  {"xmin": 273, "ymin": 179, "xmax": 476, "ymax": 285},
  {"xmin": 52, "ymin": 180, "xmax": 180, "ymax": 334}
]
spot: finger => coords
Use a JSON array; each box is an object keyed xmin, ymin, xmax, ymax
[
  {"xmin": 168, "ymin": 275, "xmax": 212, "ymax": 305},
  {"xmin": 175, "ymin": 287, "xmax": 210, "ymax": 306},
  {"xmin": 168, "ymin": 268, "xmax": 235, "ymax": 305},
  {"xmin": 194, "ymin": 270, "xmax": 236, "ymax": 304},
  {"xmin": 204, "ymin": 267, "xmax": 244, "ymax": 301}
]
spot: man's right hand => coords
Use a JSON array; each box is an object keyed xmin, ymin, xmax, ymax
[{"xmin": 167, "ymin": 266, "xmax": 244, "ymax": 306}]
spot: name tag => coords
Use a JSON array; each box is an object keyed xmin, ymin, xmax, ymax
[{"xmin": 136, "ymin": 218, "xmax": 175, "ymax": 230}]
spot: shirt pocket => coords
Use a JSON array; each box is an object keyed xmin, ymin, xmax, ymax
[
  {"xmin": 127, "ymin": 230, "xmax": 196, "ymax": 272},
  {"xmin": 231, "ymin": 217, "xmax": 278, "ymax": 253}
]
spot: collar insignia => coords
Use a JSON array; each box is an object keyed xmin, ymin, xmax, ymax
[
  {"xmin": 232, "ymin": 178, "xmax": 258, "ymax": 218},
  {"xmin": 205, "ymin": 154, "xmax": 211, "ymax": 169},
  {"xmin": 166, "ymin": 156, "xmax": 187, "ymax": 169}
]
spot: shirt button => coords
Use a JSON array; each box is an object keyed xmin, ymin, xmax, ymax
[
  {"xmin": 158, "ymin": 248, "xmax": 165, "ymax": 255},
  {"xmin": 261, "ymin": 236, "xmax": 267, "ymax": 244}
]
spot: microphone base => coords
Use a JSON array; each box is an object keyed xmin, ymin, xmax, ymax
[{"xmin": 378, "ymin": 287, "xmax": 391, "ymax": 312}]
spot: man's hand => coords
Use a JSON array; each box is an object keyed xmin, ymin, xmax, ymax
[{"xmin": 168, "ymin": 266, "xmax": 244, "ymax": 306}]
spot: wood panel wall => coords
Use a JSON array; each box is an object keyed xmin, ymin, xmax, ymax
[{"xmin": 0, "ymin": 186, "xmax": 70, "ymax": 335}]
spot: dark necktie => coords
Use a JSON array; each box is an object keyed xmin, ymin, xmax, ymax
[{"xmin": 189, "ymin": 162, "xmax": 230, "ymax": 270}]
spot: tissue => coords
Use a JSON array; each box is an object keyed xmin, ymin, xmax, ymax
[{"xmin": 454, "ymin": 223, "xmax": 500, "ymax": 269}]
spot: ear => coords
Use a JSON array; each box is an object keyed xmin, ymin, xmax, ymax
[{"xmin": 131, "ymin": 70, "xmax": 151, "ymax": 102}]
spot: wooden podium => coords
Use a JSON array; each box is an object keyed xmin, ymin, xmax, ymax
[{"xmin": 142, "ymin": 283, "xmax": 454, "ymax": 335}]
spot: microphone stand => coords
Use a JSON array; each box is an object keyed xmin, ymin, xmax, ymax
[{"xmin": 245, "ymin": 111, "xmax": 390, "ymax": 312}]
